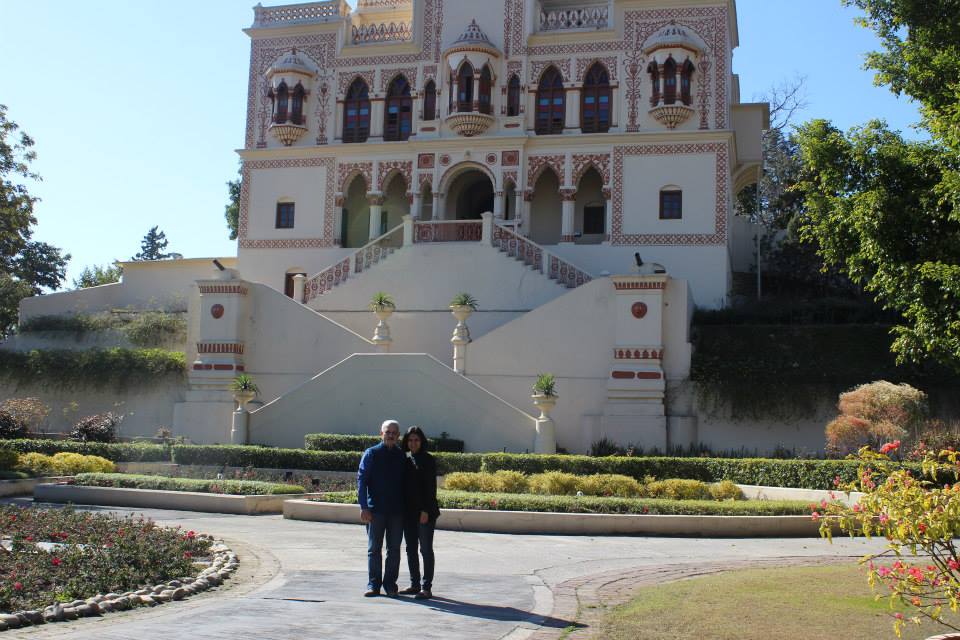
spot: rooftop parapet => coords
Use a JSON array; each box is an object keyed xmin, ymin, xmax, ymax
[{"xmin": 251, "ymin": 1, "xmax": 350, "ymax": 28}]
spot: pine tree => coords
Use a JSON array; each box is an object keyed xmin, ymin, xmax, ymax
[{"xmin": 132, "ymin": 226, "xmax": 171, "ymax": 261}]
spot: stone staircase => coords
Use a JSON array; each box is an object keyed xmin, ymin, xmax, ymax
[
  {"xmin": 302, "ymin": 224, "xmax": 403, "ymax": 303},
  {"xmin": 492, "ymin": 222, "xmax": 593, "ymax": 288}
]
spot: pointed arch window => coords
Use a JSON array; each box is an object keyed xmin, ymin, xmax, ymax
[
  {"xmin": 290, "ymin": 82, "xmax": 306, "ymax": 125},
  {"xmin": 680, "ymin": 59, "xmax": 695, "ymax": 106},
  {"xmin": 581, "ymin": 63, "xmax": 611, "ymax": 133},
  {"xmin": 343, "ymin": 78, "xmax": 371, "ymax": 143},
  {"xmin": 423, "ymin": 79, "xmax": 437, "ymax": 121},
  {"xmin": 457, "ymin": 62, "xmax": 474, "ymax": 112},
  {"xmin": 507, "ymin": 75, "xmax": 521, "ymax": 116},
  {"xmin": 384, "ymin": 75, "xmax": 413, "ymax": 141},
  {"xmin": 535, "ymin": 67, "xmax": 565, "ymax": 135},
  {"xmin": 663, "ymin": 56, "xmax": 678, "ymax": 105},
  {"xmin": 647, "ymin": 61, "xmax": 660, "ymax": 107},
  {"xmin": 448, "ymin": 70, "xmax": 454, "ymax": 113},
  {"xmin": 479, "ymin": 65, "xmax": 493, "ymax": 115},
  {"xmin": 272, "ymin": 81, "xmax": 289, "ymax": 123}
]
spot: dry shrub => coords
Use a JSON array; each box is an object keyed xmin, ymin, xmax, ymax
[
  {"xmin": 528, "ymin": 471, "xmax": 581, "ymax": 496},
  {"xmin": 50, "ymin": 452, "xmax": 115, "ymax": 475},
  {"xmin": 709, "ymin": 479, "xmax": 745, "ymax": 501},
  {"xmin": 0, "ymin": 397, "xmax": 50, "ymax": 433},
  {"xmin": 443, "ymin": 472, "xmax": 487, "ymax": 492},
  {"xmin": 824, "ymin": 381, "xmax": 925, "ymax": 455},
  {"xmin": 646, "ymin": 479, "xmax": 712, "ymax": 501},
  {"xmin": 576, "ymin": 474, "xmax": 644, "ymax": 498},
  {"xmin": 490, "ymin": 470, "xmax": 529, "ymax": 494},
  {"xmin": 17, "ymin": 452, "xmax": 56, "ymax": 475}
]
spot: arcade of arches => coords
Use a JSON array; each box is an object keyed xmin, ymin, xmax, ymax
[{"xmin": 337, "ymin": 163, "xmax": 610, "ymax": 248}]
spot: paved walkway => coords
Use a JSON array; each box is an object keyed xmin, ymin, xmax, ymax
[{"xmin": 11, "ymin": 500, "xmax": 887, "ymax": 639}]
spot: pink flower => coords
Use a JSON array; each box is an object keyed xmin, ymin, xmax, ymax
[
  {"xmin": 853, "ymin": 503, "xmax": 862, "ymax": 512},
  {"xmin": 833, "ymin": 476, "xmax": 841, "ymax": 487},
  {"xmin": 13, "ymin": 582, "xmax": 22, "ymax": 591},
  {"xmin": 51, "ymin": 557, "xmax": 61, "ymax": 567},
  {"xmin": 895, "ymin": 613, "xmax": 904, "ymax": 620},
  {"xmin": 918, "ymin": 523, "xmax": 928, "ymax": 534},
  {"xmin": 880, "ymin": 513, "xmax": 890, "ymax": 524},
  {"xmin": 186, "ymin": 530, "xmax": 196, "ymax": 539},
  {"xmin": 811, "ymin": 512, "xmax": 820, "ymax": 521},
  {"xmin": 184, "ymin": 551, "xmax": 192, "ymax": 559},
  {"xmin": 949, "ymin": 559, "xmax": 960, "ymax": 571},
  {"xmin": 880, "ymin": 440, "xmax": 901, "ymax": 455},
  {"xmin": 878, "ymin": 567, "xmax": 892, "ymax": 577}
]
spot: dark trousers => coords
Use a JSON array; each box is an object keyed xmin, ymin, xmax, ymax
[
  {"xmin": 403, "ymin": 512, "xmax": 436, "ymax": 591},
  {"xmin": 367, "ymin": 512, "xmax": 403, "ymax": 592}
]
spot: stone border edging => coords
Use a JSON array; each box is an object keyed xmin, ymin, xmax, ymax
[
  {"xmin": 284, "ymin": 500, "xmax": 821, "ymax": 537},
  {"xmin": 0, "ymin": 540, "xmax": 238, "ymax": 632},
  {"xmin": 33, "ymin": 484, "xmax": 316, "ymax": 515},
  {"xmin": 0, "ymin": 477, "xmax": 71, "ymax": 498}
]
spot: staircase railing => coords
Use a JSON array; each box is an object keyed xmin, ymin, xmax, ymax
[
  {"xmin": 303, "ymin": 224, "xmax": 403, "ymax": 303},
  {"xmin": 492, "ymin": 223, "xmax": 593, "ymax": 288}
]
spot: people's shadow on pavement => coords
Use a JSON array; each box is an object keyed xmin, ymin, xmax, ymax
[{"xmin": 407, "ymin": 596, "xmax": 583, "ymax": 630}]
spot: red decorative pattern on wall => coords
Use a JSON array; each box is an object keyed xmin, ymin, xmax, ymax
[
  {"xmin": 501, "ymin": 150, "xmax": 520, "ymax": 167},
  {"xmin": 572, "ymin": 153, "xmax": 611, "ymax": 186},
  {"xmin": 380, "ymin": 67, "xmax": 419, "ymax": 92},
  {"xmin": 503, "ymin": 0, "xmax": 524, "ymax": 59},
  {"xmin": 485, "ymin": 153, "xmax": 498, "ymax": 165},
  {"xmin": 502, "ymin": 170, "xmax": 519, "ymax": 189},
  {"xmin": 576, "ymin": 56, "xmax": 619, "ymax": 82},
  {"xmin": 198, "ymin": 284, "xmax": 249, "ymax": 295},
  {"xmin": 613, "ymin": 280, "xmax": 666, "ymax": 290},
  {"xmin": 338, "ymin": 161, "xmax": 374, "ymax": 193},
  {"xmin": 422, "ymin": 64, "xmax": 438, "ymax": 85},
  {"xmin": 418, "ymin": 153, "xmax": 435, "ymax": 169},
  {"xmin": 197, "ymin": 342, "xmax": 245, "ymax": 355},
  {"xmin": 615, "ymin": 348, "xmax": 664, "ymax": 360},
  {"xmin": 338, "ymin": 69, "xmax": 377, "ymax": 94},
  {"xmin": 304, "ymin": 257, "xmax": 351, "ymax": 302},
  {"xmin": 377, "ymin": 160, "xmax": 414, "ymax": 190},
  {"xmin": 414, "ymin": 221, "xmax": 483, "ymax": 242},
  {"xmin": 314, "ymin": 73, "xmax": 332, "ymax": 145},
  {"xmin": 417, "ymin": 172, "xmax": 433, "ymax": 188},
  {"xmin": 238, "ymin": 156, "xmax": 337, "ymax": 249},
  {"xmin": 529, "ymin": 59, "xmax": 572, "ymax": 84},
  {"xmin": 611, "ymin": 142, "xmax": 728, "ymax": 246},
  {"xmin": 527, "ymin": 154, "xmax": 566, "ymax": 190}
]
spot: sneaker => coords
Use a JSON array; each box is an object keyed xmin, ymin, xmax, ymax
[
  {"xmin": 415, "ymin": 589, "xmax": 432, "ymax": 600},
  {"xmin": 399, "ymin": 586, "xmax": 420, "ymax": 595},
  {"xmin": 363, "ymin": 589, "xmax": 380, "ymax": 598}
]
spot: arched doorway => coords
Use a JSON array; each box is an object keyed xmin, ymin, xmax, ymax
[
  {"xmin": 575, "ymin": 167, "xmax": 605, "ymax": 244},
  {"xmin": 444, "ymin": 167, "xmax": 494, "ymax": 220},
  {"xmin": 529, "ymin": 169, "xmax": 562, "ymax": 244},
  {"xmin": 342, "ymin": 174, "xmax": 370, "ymax": 248}
]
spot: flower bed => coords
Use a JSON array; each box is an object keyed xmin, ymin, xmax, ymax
[
  {"xmin": 72, "ymin": 473, "xmax": 304, "ymax": 496},
  {"xmin": 313, "ymin": 490, "xmax": 810, "ymax": 516},
  {"xmin": 0, "ymin": 505, "xmax": 236, "ymax": 629}
]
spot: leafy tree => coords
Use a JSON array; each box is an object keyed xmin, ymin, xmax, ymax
[
  {"xmin": 0, "ymin": 104, "xmax": 70, "ymax": 333},
  {"xmin": 73, "ymin": 263, "xmax": 122, "ymax": 289},
  {"xmin": 132, "ymin": 226, "xmax": 172, "ymax": 261},
  {"xmin": 225, "ymin": 170, "xmax": 241, "ymax": 241},
  {"xmin": 793, "ymin": 1, "xmax": 960, "ymax": 370}
]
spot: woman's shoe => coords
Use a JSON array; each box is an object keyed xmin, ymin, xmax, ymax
[
  {"xmin": 399, "ymin": 586, "xmax": 420, "ymax": 595},
  {"xmin": 415, "ymin": 589, "xmax": 432, "ymax": 600}
]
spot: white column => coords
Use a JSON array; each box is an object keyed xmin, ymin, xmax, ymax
[
  {"xmin": 565, "ymin": 88, "xmax": 581, "ymax": 133},
  {"xmin": 560, "ymin": 189, "xmax": 576, "ymax": 243},
  {"xmin": 292, "ymin": 274, "xmax": 306, "ymax": 302},
  {"xmin": 431, "ymin": 192, "xmax": 442, "ymax": 220},
  {"xmin": 335, "ymin": 102, "xmax": 344, "ymax": 140},
  {"xmin": 437, "ymin": 192, "xmax": 447, "ymax": 220},
  {"xmin": 493, "ymin": 191, "xmax": 504, "ymax": 220},
  {"xmin": 451, "ymin": 79, "xmax": 459, "ymax": 113},
  {"xmin": 370, "ymin": 100, "xmax": 385, "ymax": 140},
  {"xmin": 412, "ymin": 192, "xmax": 423, "ymax": 220},
  {"xmin": 472, "ymin": 76, "xmax": 481, "ymax": 111},
  {"xmin": 520, "ymin": 193, "xmax": 532, "ymax": 235},
  {"xmin": 481, "ymin": 211, "xmax": 493, "ymax": 245},
  {"xmin": 368, "ymin": 195, "xmax": 384, "ymax": 240},
  {"xmin": 402, "ymin": 214, "xmax": 414, "ymax": 247}
]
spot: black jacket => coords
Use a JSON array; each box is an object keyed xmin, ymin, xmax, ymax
[{"xmin": 403, "ymin": 451, "xmax": 440, "ymax": 520}]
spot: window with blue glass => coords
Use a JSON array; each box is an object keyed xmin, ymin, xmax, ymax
[
  {"xmin": 581, "ymin": 63, "xmax": 611, "ymax": 133},
  {"xmin": 276, "ymin": 202, "xmax": 295, "ymax": 229},
  {"xmin": 343, "ymin": 78, "xmax": 370, "ymax": 143},
  {"xmin": 663, "ymin": 56, "xmax": 678, "ymax": 105},
  {"xmin": 384, "ymin": 75, "xmax": 412, "ymax": 141},
  {"xmin": 457, "ymin": 62, "xmax": 474, "ymax": 112},
  {"xmin": 507, "ymin": 75, "xmax": 521, "ymax": 116},
  {"xmin": 659, "ymin": 190, "xmax": 682, "ymax": 220},
  {"xmin": 535, "ymin": 66, "xmax": 565, "ymax": 135}
]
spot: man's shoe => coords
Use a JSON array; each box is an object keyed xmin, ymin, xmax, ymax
[
  {"xmin": 415, "ymin": 589, "xmax": 432, "ymax": 600},
  {"xmin": 385, "ymin": 589, "xmax": 399, "ymax": 598},
  {"xmin": 399, "ymin": 586, "xmax": 420, "ymax": 595},
  {"xmin": 363, "ymin": 589, "xmax": 380, "ymax": 597}
]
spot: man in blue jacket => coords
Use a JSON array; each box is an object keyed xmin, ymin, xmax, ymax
[{"xmin": 357, "ymin": 419, "xmax": 406, "ymax": 597}]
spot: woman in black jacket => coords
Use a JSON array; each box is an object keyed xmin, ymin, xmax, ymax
[{"xmin": 400, "ymin": 426, "xmax": 440, "ymax": 599}]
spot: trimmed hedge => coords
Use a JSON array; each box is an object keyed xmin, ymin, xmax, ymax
[
  {"xmin": 74, "ymin": 473, "xmax": 304, "ymax": 495},
  {"xmin": 304, "ymin": 432, "xmax": 465, "ymax": 453},
  {"xmin": 314, "ymin": 490, "xmax": 810, "ymax": 516},
  {"xmin": 3, "ymin": 439, "xmax": 169, "ymax": 462}
]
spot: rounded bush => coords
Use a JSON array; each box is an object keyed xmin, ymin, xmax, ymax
[
  {"xmin": 576, "ymin": 474, "xmax": 644, "ymax": 498},
  {"xmin": 17, "ymin": 452, "xmax": 55, "ymax": 475},
  {"xmin": 0, "ymin": 447, "xmax": 19, "ymax": 470},
  {"xmin": 443, "ymin": 472, "xmax": 485, "ymax": 492},
  {"xmin": 70, "ymin": 412, "xmax": 122, "ymax": 443},
  {"xmin": 709, "ymin": 479, "xmax": 745, "ymax": 501},
  {"xmin": 50, "ymin": 452, "xmax": 116, "ymax": 475},
  {"xmin": 0, "ymin": 410, "xmax": 29, "ymax": 440},
  {"xmin": 528, "ymin": 471, "xmax": 580, "ymax": 496},
  {"xmin": 646, "ymin": 478, "xmax": 712, "ymax": 501},
  {"xmin": 490, "ymin": 470, "xmax": 529, "ymax": 494}
]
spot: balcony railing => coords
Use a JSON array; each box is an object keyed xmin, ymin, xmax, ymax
[
  {"xmin": 252, "ymin": 1, "xmax": 348, "ymax": 27},
  {"xmin": 538, "ymin": 5, "xmax": 609, "ymax": 31},
  {"xmin": 351, "ymin": 21, "xmax": 412, "ymax": 45},
  {"xmin": 414, "ymin": 220, "xmax": 483, "ymax": 243}
]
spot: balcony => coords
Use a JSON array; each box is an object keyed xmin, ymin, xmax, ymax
[
  {"xmin": 351, "ymin": 21, "xmax": 412, "ymax": 45},
  {"xmin": 445, "ymin": 111, "xmax": 494, "ymax": 137},
  {"xmin": 538, "ymin": 4, "xmax": 609, "ymax": 32},
  {"xmin": 252, "ymin": 1, "xmax": 349, "ymax": 28}
]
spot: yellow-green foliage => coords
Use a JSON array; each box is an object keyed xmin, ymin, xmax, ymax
[
  {"xmin": 444, "ymin": 470, "xmax": 530, "ymax": 493},
  {"xmin": 528, "ymin": 471, "xmax": 581, "ymax": 496},
  {"xmin": 443, "ymin": 472, "xmax": 488, "ymax": 492},
  {"xmin": 47, "ymin": 452, "xmax": 116, "ymax": 475},
  {"xmin": 709, "ymin": 479, "xmax": 745, "ymax": 501},
  {"xmin": 17, "ymin": 452, "xmax": 56, "ymax": 475},
  {"xmin": 490, "ymin": 470, "xmax": 529, "ymax": 493},
  {"xmin": 576, "ymin": 474, "xmax": 644, "ymax": 498},
  {"xmin": 0, "ymin": 448, "xmax": 18, "ymax": 470},
  {"xmin": 646, "ymin": 478, "xmax": 712, "ymax": 501}
]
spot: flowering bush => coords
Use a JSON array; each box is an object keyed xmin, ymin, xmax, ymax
[
  {"xmin": 0, "ymin": 410, "xmax": 29, "ymax": 440},
  {"xmin": 69, "ymin": 412, "xmax": 123, "ymax": 443},
  {"xmin": 825, "ymin": 381, "xmax": 928, "ymax": 456},
  {"xmin": 0, "ymin": 505, "xmax": 211, "ymax": 613},
  {"xmin": 0, "ymin": 398, "xmax": 49, "ymax": 434},
  {"xmin": 906, "ymin": 420, "xmax": 960, "ymax": 461},
  {"xmin": 818, "ymin": 442, "xmax": 960, "ymax": 637}
]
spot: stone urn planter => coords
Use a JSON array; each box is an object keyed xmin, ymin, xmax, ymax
[
  {"xmin": 531, "ymin": 394, "xmax": 557, "ymax": 454},
  {"xmin": 232, "ymin": 390, "xmax": 255, "ymax": 412},
  {"xmin": 531, "ymin": 394, "xmax": 557, "ymax": 419},
  {"xmin": 372, "ymin": 307, "xmax": 394, "ymax": 350}
]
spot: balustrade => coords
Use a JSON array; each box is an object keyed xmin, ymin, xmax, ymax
[
  {"xmin": 351, "ymin": 21, "xmax": 412, "ymax": 44},
  {"xmin": 253, "ymin": 1, "xmax": 346, "ymax": 27},
  {"xmin": 538, "ymin": 5, "xmax": 609, "ymax": 31},
  {"xmin": 414, "ymin": 220, "xmax": 483, "ymax": 243}
]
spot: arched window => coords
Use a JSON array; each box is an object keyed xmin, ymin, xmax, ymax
[
  {"xmin": 535, "ymin": 66, "xmax": 565, "ymax": 135},
  {"xmin": 479, "ymin": 65, "xmax": 493, "ymax": 115},
  {"xmin": 681, "ymin": 59, "xmax": 695, "ymax": 106},
  {"xmin": 273, "ymin": 81, "xmax": 289, "ymax": 123},
  {"xmin": 647, "ymin": 61, "xmax": 660, "ymax": 106},
  {"xmin": 507, "ymin": 75, "xmax": 521, "ymax": 117},
  {"xmin": 291, "ymin": 82, "xmax": 306, "ymax": 125},
  {"xmin": 343, "ymin": 78, "xmax": 371, "ymax": 143},
  {"xmin": 457, "ymin": 62, "xmax": 474, "ymax": 112},
  {"xmin": 581, "ymin": 63, "xmax": 611, "ymax": 133},
  {"xmin": 663, "ymin": 56, "xmax": 677, "ymax": 105},
  {"xmin": 423, "ymin": 79, "xmax": 437, "ymax": 121},
  {"xmin": 384, "ymin": 75, "xmax": 413, "ymax": 141}
]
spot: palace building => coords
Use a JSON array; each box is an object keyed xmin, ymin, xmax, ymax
[{"xmin": 17, "ymin": 0, "xmax": 781, "ymax": 454}]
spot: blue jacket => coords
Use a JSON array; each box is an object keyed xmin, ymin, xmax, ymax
[{"xmin": 357, "ymin": 442, "xmax": 406, "ymax": 514}]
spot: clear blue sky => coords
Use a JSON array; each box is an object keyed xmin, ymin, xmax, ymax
[{"xmin": 2, "ymin": 0, "xmax": 921, "ymax": 287}]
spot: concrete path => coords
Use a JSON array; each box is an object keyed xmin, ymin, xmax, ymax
[{"xmin": 10, "ymin": 500, "xmax": 887, "ymax": 639}]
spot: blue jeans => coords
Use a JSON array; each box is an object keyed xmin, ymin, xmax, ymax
[
  {"xmin": 403, "ymin": 513, "xmax": 436, "ymax": 591},
  {"xmin": 367, "ymin": 512, "xmax": 403, "ymax": 592}
]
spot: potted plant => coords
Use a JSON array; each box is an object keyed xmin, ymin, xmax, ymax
[
  {"xmin": 369, "ymin": 292, "xmax": 396, "ymax": 349},
  {"xmin": 531, "ymin": 373, "xmax": 558, "ymax": 416},
  {"xmin": 230, "ymin": 374, "xmax": 260, "ymax": 410},
  {"xmin": 450, "ymin": 292, "xmax": 478, "ymax": 314}
]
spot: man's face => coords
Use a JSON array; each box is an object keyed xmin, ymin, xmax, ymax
[{"xmin": 382, "ymin": 423, "xmax": 400, "ymax": 447}]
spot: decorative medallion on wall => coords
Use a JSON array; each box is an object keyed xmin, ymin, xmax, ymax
[
  {"xmin": 501, "ymin": 150, "xmax": 520, "ymax": 166},
  {"xmin": 485, "ymin": 153, "xmax": 498, "ymax": 165},
  {"xmin": 418, "ymin": 153, "xmax": 436, "ymax": 169},
  {"xmin": 439, "ymin": 154, "xmax": 451, "ymax": 166},
  {"xmin": 211, "ymin": 304, "xmax": 225, "ymax": 319},
  {"xmin": 631, "ymin": 302, "xmax": 648, "ymax": 319}
]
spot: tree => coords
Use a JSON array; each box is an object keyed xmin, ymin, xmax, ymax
[
  {"xmin": 0, "ymin": 104, "xmax": 70, "ymax": 333},
  {"xmin": 73, "ymin": 263, "xmax": 122, "ymax": 289},
  {"xmin": 132, "ymin": 226, "xmax": 172, "ymax": 261},
  {"xmin": 225, "ymin": 170, "xmax": 241, "ymax": 241}
]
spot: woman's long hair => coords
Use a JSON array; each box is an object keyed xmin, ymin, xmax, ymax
[{"xmin": 402, "ymin": 425, "xmax": 430, "ymax": 453}]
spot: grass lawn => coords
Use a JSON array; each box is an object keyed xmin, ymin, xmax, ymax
[{"xmin": 592, "ymin": 564, "xmax": 960, "ymax": 640}]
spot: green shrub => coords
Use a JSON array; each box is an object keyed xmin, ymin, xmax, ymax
[
  {"xmin": 577, "ymin": 474, "xmax": 644, "ymax": 498},
  {"xmin": 2, "ymin": 439, "xmax": 169, "ymax": 462},
  {"xmin": 491, "ymin": 470, "xmax": 529, "ymax": 493},
  {"xmin": 17, "ymin": 452, "xmax": 55, "ymax": 475},
  {"xmin": 304, "ymin": 432, "xmax": 466, "ymax": 453},
  {"xmin": 124, "ymin": 312, "xmax": 187, "ymax": 347},
  {"xmin": 528, "ymin": 471, "xmax": 581, "ymax": 496},
  {"xmin": 19, "ymin": 312, "xmax": 186, "ymax": 348},
  {"xmin": 0, "ymin": 348, "xmax": 186, "ymax": 389},
  {"xmin": 0, "ymin": 410, "xmax": 29, "ymax": 439},
  {"xmin": 710, "ymin": 480, "xmax": 745, "ymax": 501},
  {"xmin": 443, "ymin": 472, "xmax": 487, "ymax": 492},
  {"xmin": 315, "ymin": 490, "xmax": 811, "ymax": 516},
  {"xmin": 74, "ymin": 473, "xmax": 304, "ymax": 495},
  {"xmin": 50, "ymin": 452, "xmax": 116, "ymax": 474},
  {"xmin": 646, "ymin": 479, "xmax": 712, "ymax": 501},
  {"xmin": 0, "ymin": 447, "xmax": 18, "ymax": 470}
]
